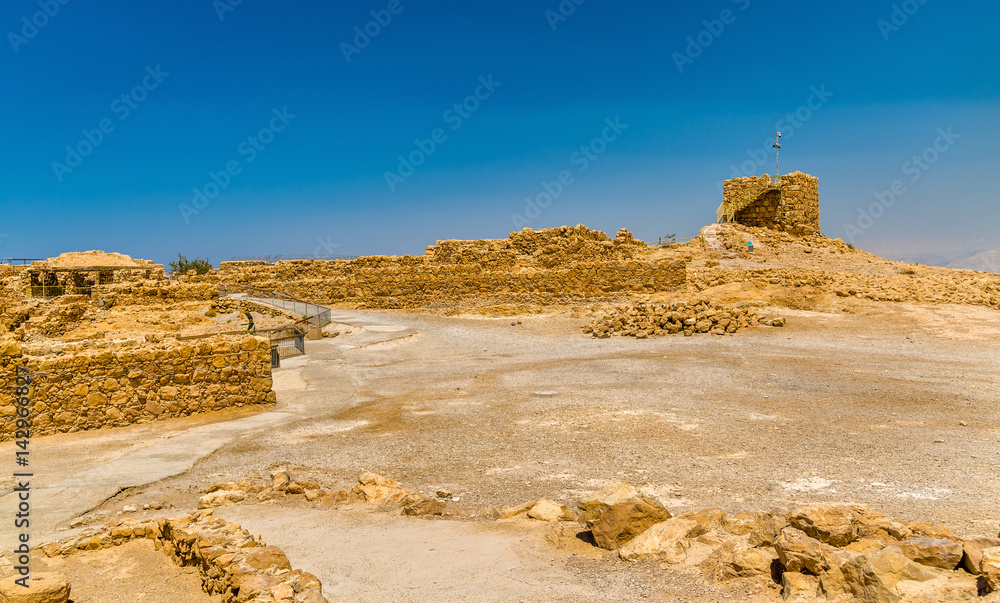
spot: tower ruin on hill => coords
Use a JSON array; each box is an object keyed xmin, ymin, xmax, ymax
[{"xmin": 716, "ymin": 171, "xmax": 819, "ymax": 234}]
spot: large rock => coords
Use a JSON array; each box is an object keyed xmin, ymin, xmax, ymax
[
  {"xmin": 982, "ymin": 547, "xmax": 1000, "ymax": 592},
  {"xmin": 351, "ymin": 473, "xmax": 412, "ymax": 504},
  {"xmin": 787, "ymin": 505, "xmax": 858, "ymax": 547},
  {"xmin": 895, "ymin": 571, "xmax": 979, "ymax": 602},
  {"xmin": 897, "ymin": 537, "xmax": 963, "ymax": 570},
  {"xmin": 960, "ymin": 537, "xmax": 1000, "ymax": 575},
  {"xmin": 775, "ymin": 527, "xmax": 845, "ymax": 575},
  {"xmin": 243, "ymin": 546, "xmax": 292, "ymax": 571},
  {"xmin": 618, "ymin": 518, "xmax": 701, "ymax": 562},
  {"xmin": 577, "ymin": 481, "xmax": 639, "ymax": 515},
  {"xmin": 681, "ymin": 508, "xmax": 726, "ymax": 533},
  {"xmin": 526, "ymin": 499, "xmax": 568, "ymax": 522},
  {"xmin": 703, "ymin": 539, "xmax": 778, "ymax": 582},
  {"xmin": 582, "ymin": 495, "xmax": 672, "ymax": 550},
  {"xmin": 0, "ymin": 572, "xmax": 70, "ymax": 603},
  {"xmin": 819, "ymin": 546, "xmax": 938, "ymax": 603},
  {"xmin": 748, "ymin": 510, "xmax": 789, "ymax": 547},
  {"xmin": 781, "ymin": 571, "xmax": 819, "ymax": 601},
  {"xmin": 198, "ymin": 490, "xmax": 245, "ymax": 508}
]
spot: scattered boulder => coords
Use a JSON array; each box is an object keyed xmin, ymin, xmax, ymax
[
  {"xmin": 681, "ymin": 508, "xmax": 726, "ymax": 533},
  {"xmin": 618, "ymin": 518, "xmax": 701, "ymax": 563},
  {"xmin": 897, "ymin": 537, "xmax": 963, "ymax": 570},
  {"xmin": 775, "ymin": 526, "xmax": 844, "ymax": 575},
  {"xmin": 781, "ymin": 571, "xmax": 819, "ymax": 601},
  {"xmin": 351, "ymin": 473, "xmax": 412, "ymax": 504},
  {"xmin": 271, "ymin": 471, "xmax": 292, "ymax": 491},
  {"xmin": 198, "ymin": 490, "xmax": 244, "ymax": 508},
  {"xmin": 401, "ymin": 497, "xmax": 446, "ymax": 517},
  {"xmin": 905, "ymin": 523, "xmax": 957, "ymax": 541},
  {"xmin": 982, "ymin": 547, "xmax": 1000, "ymax": 592},
  {"xmin": 819, "ymin": 546, "xmax": 938, "ymax": 602},
  {"xmin": 527, "ymin": 500, "xmax": 569, "ymax": 523},
  {"xmin": 748, "ymin": 509, "xmax": 789, "ymax": 547},
  {"xmin": 703, "ymin": 539, "xmax": 778, "ymax": 582},
  {"xmin": 960, "ymin": 537, "xmax": 1000, "ymax": 575},
  {"xmin": 895, "ymin": 570, "xmax": 979, "ymax": 602},
  {"xmin": 787, "ymin": 505, "xmax": 858, "ymax": 547},
  {"xmin": 580, "ymin": 495, "xmax": 672, "ymax": 550},
  {"xmin": 0, "ymin": 572, "xmax": 70, "ymax": 603}
]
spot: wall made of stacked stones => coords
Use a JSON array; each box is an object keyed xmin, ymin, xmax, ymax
[
  {"xmin": 0, "ymin": 334, "xmax": 273, "ymax": 441},
  {"xmin": 92, "ymin": 278, "xmax": 221, "ymax": 307},
  {"xmin": 220, "ymin": 226, "xmax": 687, "ymax": 308},
  {"xmin": 724, "ymin": 172, "xmax": 820, "ymax": 233}
]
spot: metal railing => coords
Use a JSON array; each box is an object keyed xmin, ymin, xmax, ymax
[
  {"xmin": 226, "ymin": 255, "xmax": 359, "ymax": 262},
  {"xmin": 0, "ymin": 258, "xmax": 42, "ymax": 265},
  {"xmin": 717, "ymin": 175, "xmax": 783, "ymax": 223},
  {"xmin": 220, "ymin": 283, "xmax": 334, "ymax": 363}
]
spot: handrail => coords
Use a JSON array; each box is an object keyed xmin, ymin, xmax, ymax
[
  {"xmin": 219, "ymin": 283, "xmax": 334, "ymax": 355},
  {"xmin": 718, "ymin": 175, "xmax": 782, "ymax": 223}
]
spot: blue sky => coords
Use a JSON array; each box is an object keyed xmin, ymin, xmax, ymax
[{"xmin": 2, "ymin": 0, "xmax": 998, "ymax": 266}]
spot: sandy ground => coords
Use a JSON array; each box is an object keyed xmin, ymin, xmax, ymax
[
  {"xmin": 3, "ymin": 300, "xmax": 1000, "ymax": 601},
  {"xmin": 37, "ymin": 539, "xmax": 218, "ymax": 602}
]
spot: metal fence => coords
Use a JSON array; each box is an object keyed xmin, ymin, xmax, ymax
[
  {"xmin": 220, "ymin": 283, "xmax": 334, "ymax": 363},
  {"xmin": 0, "ymin": 258, "xmax": 42, "ymax": 265},
  {"xmin": 227, "ymin": 255, "xmax": 358, "ymax": 262}
]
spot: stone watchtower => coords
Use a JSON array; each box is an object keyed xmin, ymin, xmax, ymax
[{"xmin": 716, "ymin": 171, "xmax": 819, "ymax": 234}]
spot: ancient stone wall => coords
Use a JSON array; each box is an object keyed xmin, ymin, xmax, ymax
[
  {"xmin": 724, "ymin": 171, "xmax": 820, "ymax": 233},
  {"xmin": 0, "ymin": 334, "xmax": 274, "ymax": 441},
  {"xmin": 220, "ymin": 226, "xmax": 688, "ymax": 309},
  {"xmin": 34, "ymin": 510, "xmax": 329, "ymax": 603},
  {"xmin": 92, "ymin": 279, "xmax": 221, "ymax": 307}
]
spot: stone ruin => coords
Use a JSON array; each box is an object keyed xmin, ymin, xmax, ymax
[{"xmin": 719, "ymin": 171, "xmax": 820, "ymax": 234}]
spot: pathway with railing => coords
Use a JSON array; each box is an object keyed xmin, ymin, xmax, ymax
[
  {"xmin": 716, "ymin": 175, "xmax": 782, "ymax": 224},
  {"xmin": 220, "ymin": 284, "xmax": 335, "ymax": 367}
]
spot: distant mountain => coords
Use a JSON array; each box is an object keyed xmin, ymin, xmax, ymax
[{"xmin": 948, "ymin": 248, "xmax": 1000, "ymax": 273}]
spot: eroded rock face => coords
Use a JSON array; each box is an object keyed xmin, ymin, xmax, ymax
[
  {"xmin": 526, "ymin": 499, "xmax": 568, "ymax": 523},
  {"xmin": 960, "ymin": 538, "xmax": 1000, "ymax": 575},
  {"xmin": 897, "ymin": 537, "xmax": 963, "ymax": 570},
  {"xmin": 775, "ymin": 527, "xmax": 844, "ymax": 575},
  {"xmin": 350, "ymin": 473, "xmax": 412, "ymax": 504},
  {"xmin": 703, "ymin": 539, "xmax": 777, "ymax": 582},
  {"xmin": 0, "ymin": 572, "xmax": 70, "ymax": 603},
  {"xmin": 787, "ymin": 505, "xmax": 858, "ymax": 547},
  {"xmin": 617, "ymin": 518, "xmax": 701, "ymax": 563},
  {"xmin": 819, "ymin": 546, "xmax": 938, "ymax": 603},
  {"xmin": 982, "ymin": 547, "xmax": 1000, "ymax": 592},
  {"xmin": 580, "ymin": 495, "xmax": 672, "ymax": 550},
  {"xmin": 781, "ymin": 571, "xmax": 819, "ymax": 601}
]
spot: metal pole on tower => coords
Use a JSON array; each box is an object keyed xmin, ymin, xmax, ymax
[{"xmin": 773, "ymin": 132, "xmax": 782, "ymax": 178}]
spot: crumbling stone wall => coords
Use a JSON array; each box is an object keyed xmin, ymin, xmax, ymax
[
  {"xmin": 0, "ymin": 334, "xmax": 274, "ymax": 441},
  {"xmin": 35, "ymin": 510, "xmax": 328, "ymax": 603},
  {"xmin": 221, "ymin": 226, "xmax": 688, "ymax": 309},
  {"xmin": 724, "ymin": 171, "xmax": 820, "ymax": 233}
]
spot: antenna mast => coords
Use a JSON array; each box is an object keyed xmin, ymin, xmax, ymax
[{"xmin": 773, "ymin": 132, "xmax": 782, "ymax": 177}]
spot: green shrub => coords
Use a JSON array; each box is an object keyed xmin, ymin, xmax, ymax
[
  {"xmin": 205, "ymin": 309, "xmax": 217, "ymax": 318},
  {"xmin": 169, "ymin": 254, "xmax": 213, "ymax": 275}
]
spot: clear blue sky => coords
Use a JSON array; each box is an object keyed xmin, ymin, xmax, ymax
[{"xmin": 2, "ymin": 0, "xmax": 998, "ymax": 266}]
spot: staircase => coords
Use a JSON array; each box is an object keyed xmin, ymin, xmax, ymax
[{"xmin": 716, "ymin": 175, "xmax": 782, "ymax": 223}]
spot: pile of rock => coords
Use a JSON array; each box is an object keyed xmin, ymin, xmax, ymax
[
  {"xmin": 34, "ymin": 510, "xmax": 327, "ymax": 603},
  {"xmin": 560, "ymin": 484, "xmax": 999, "ymax": 602},
  {"xmin": 584, "ymin": 301, "xmax": 785, "ymax": 338},
  {"xmin": 199, "ymin": 471, "xmax": 455, "ymax": 518}
]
